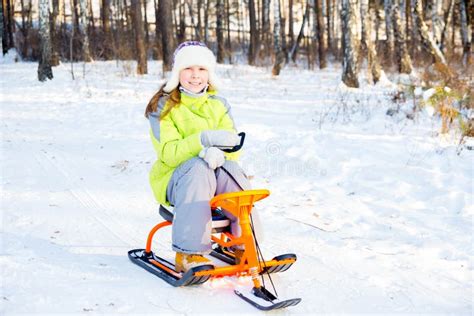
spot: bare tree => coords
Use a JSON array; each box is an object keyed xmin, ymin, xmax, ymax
[
  {"xmin": 262, "ymin": 0, "xmax": 271, "ymax": 53},
  {"xmin": 248, "ymin": 0, "xmax": 259, "ymax": 65},
  {"xmin": 384, "ymin": 0, "xmax": 395, "ymax": 64},
  {"xmin": 197, "ymin": 0, "xmax": 203, "ymax": 40},
  {"xmin": 431, "ymin": 0, "xmax": 444, "ymax": 44},
  {"xmin": 153, "ymin": 0, "xmax": 161, "ymax": 59},
  {"xmin": 440, "ymin": 0, "xmax": 455, "ymax": 52},
  {"xmin": 2, "ymin": 0, "xmax": 15, "ymax": 55},
  {"xmin": 143, "ymin": 0, "xmax": 150, "ymax": 47},
  {"xmin": 290, "ymin": 1, "xmax": 310, "ymax": 62},
  {"xmin": 88, "ymin": 0, "xmax": 95, "ymax": 32},
  {"xmin": 315, "ymin": 0, "xmax": 327, "ymax": 68},
  {"xmin": 391, "ymin": 0, "xmax": 412, "ymax": 73},
  {"xmin": 361, "ymin": 0, "xmax": 382, "ymax": 83},
  {"xmin": 102, "ymin": 0, "xmax": 114, "ymax": 60},
  {"xmin": 459, "ymin": 0, "xmax": 471, "ymax": 64},
  {"xmin": 225, "ymin": 0, "xmax": 231, "ymax": 58},
  {"xmin": 131, "ymin": 0, "xmax": 147, "ymax": 74},
  {"xmin": 1, "ymin": 0, "xmax": 5, "ymax": 55},
  {"xmin": 50, "ymin": 0, "xmax": 61, "ymax": 65},
  {"xmin": 470, "ymin": 0, "xmax": 474, "ymax": 65},
  {"xmin": 289, "ymin": 0, "xmax": 295, "ymax": 49},
  {"xmin": 216, "ymin": 0, "xmax": 225, "ymax": 62},
  {"xmin": 341, "ymin": 0, "xmax": 359, "ymax": 87},
  {"xmin": 160, "ymin": 0, "xmax": 174, "ymax": 72},
  {"xmin": 413, "ymin": 0, "xmax": 447, "ymax": 66},
  {"xmin": 272, "ymin": 0, "xmax": 286, "ymax": 75},
  {"xmin": 79, "ymin": 0, "xmax": 92, "ymax": 61},
  {"xmin": 177, "ymin": 1, "xmax": 185, "ymax": 43},
  {"xmin": 185, "ymin": 0, "xmax": 200, "ymax": 39},
  {"xmin": 326, "ymin": 0, "xmax": 332, "ymax": 53},
  {"xmin": 38, "ymin": 0, "xmax": 54, "ymax": 81}
]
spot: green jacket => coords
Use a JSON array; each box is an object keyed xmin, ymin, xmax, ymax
[{"xmin": 148, "ymin": 90, "xmax": 240, "ymax": 205}]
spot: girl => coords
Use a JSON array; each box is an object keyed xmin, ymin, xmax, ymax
[{"xmin": 144, "ymin": 41, "xmax": 251, "ymax": 273}]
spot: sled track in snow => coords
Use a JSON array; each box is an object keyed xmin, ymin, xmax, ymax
[{"xmin": 34, "ymin": 149, "xmax": 142, "ymax": 247}]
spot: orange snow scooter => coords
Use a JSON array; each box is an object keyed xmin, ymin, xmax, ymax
[{"xmin": 128, "ymin": 133, "xmax": 301, "ymax": 311}]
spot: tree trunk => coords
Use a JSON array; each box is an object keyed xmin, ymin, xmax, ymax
[
  {"xmin": 326, "ymin": 0, "xmax": 332, "ymax": 54},
  {"xmin": 131, "ymin": 0, "xmax": 147, "ymax": 74},
  {"xmin": 431, "ymin": 0, "xmax": 444, "ymax": 44},
  {"xmin": 88, "ymin": 0, "xmax": 95, "ymax": 31},
  {"xmin": 459, "ymin": 0, "xmax": 470, "ymax": 64},
  {"xmin": 334, "ymin": 0, "xmax": 341, "ymax": 58},
  {"xmin": 272, "ymin": 0, "xmax": 285, "ymax": 75},
  {"xmin": 391, "ymin": 0, "xmax": 412, "ymax": 73},
  {"xmin": 160, "ymin": 0, "xmax": 173, "ymax": 72},
  {"xmin": 384, "ymin": 0, "xmax": 395, "ymax": 65},
  {"xmin": 185, "ymin": 0, "xmax": 200, "ymax": 39},
  {"xmin": 115, "ymin": 0, "xmax": 124, "ymax": 59},
  {"xmin": 248, "ymin": 0, "xmax": 258, "ymax": 65},
  {"xmin": 341, "ymin": 0, "xmax": 359, "ymax": 88},
  {"xmin": 78, "ymin": 0, "xmax": 91, "ymax": 61},
  {"xmin": 290, "ymin": 2, "xmax": 310, "ymax": 62},
  {"xmin": 49, "ymin": 0, "xmax": 61, "ymax": 65},
  {"xmin": 361, "ymin": 0, "xmax": 382, "ymax": 83},
  {"xmin": 225, "ymin": 0, "xmax": 231, "ymax": 60},
  {"xmin": 262, "ymin": 0, "xmax": 270, "ymax": 53},
  {"xmin": 310, "ymin": 0, "xmax": 318, "ymax": 68},
  {"xmin": 439, "ymin": 0, "xmax": 454, "ymax": 53},
  {"xmin": 204, "ymin": 0, "xmax": 210, "ymax": 44},
  {"xmin": 143, "ymin": 0, "xmax": 150, "ymax": 49},
  {"xmin": 0, "ymin": 0, "xmax": 4, "ymax": 55},
  {"xmin": 216, "ymin": 0, "xmax": 225, "ymax": 62},
  {"xmin": 197, "ymin": 0, "xmax": 203, "ymax": 40},
  {"xmin": 2, "ymin": 0, "xmax": 15, "ymax": 55},
  {"xmin": 72, "ymin": 0, "xmax": 80, "ymax": 35},
  {"xmin": 413, "ymin": 0, "xmax": 447, "ymax": 66},
  {"xmin": 470, "ymin": 0, "xmax": 474, "ymax": 65},
  {"xmin": 315, "ymin": 0, "xmax": 327, "ymax": 68},
  {"xmin": 405, "ymin": 0, "xmax": 413, "ymax": 54},
  {"xmin": 280, "ymin": 0, "xmax": 288, "ymax": 62},
  {"xmin": 409, "ymin": 0, "xmax": 422, "ymax": 59},
  {"xmin": 38, "ymin": 0, "xmax": 54, "ymax": 81},
  {"xmin": 237, "ymin": 0, "xmax": 242, "ymax": 44},
  {"xmin": 178, "ymin": 1, "xmax": 186, "ymax": 43},
  {"xmin": 102, "ymin": 0, "xmax": 113, "ymax": 60},
  {"xmin": 153, "ymin": 0, "xmax": 162, "ymax": 59},
  {"xmin": 289, "ymin": 0, "xmax": 294, "ymax": 49}
]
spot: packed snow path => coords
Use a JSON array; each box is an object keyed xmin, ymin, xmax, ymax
[{"xmin": 1, "ymin": 59, "xmax": 472, "ymax": 314}]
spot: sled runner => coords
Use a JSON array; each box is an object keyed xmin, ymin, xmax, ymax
[{"xmin": 128, "ymin": 134, "xmax": 301, "ymax": 310}]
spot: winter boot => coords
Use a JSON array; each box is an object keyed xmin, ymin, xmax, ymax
[{"xmin": 175, "ymin": 252, "xmax": 213, "ymax": 273}]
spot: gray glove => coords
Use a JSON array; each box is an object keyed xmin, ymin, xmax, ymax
[
  {"xmin": 200, "ymin": 130, "xmax": 240, "ymax": 149},
  {"xmin": 199, "ymin": 147, "xmax": 225, "ymax": 169}
]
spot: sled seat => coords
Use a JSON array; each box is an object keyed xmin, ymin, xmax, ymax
[{"xmin": 159, "ymin": 205, "xmax": 230, "ymax": 233}]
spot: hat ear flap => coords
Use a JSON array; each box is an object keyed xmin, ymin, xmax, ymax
[
  {"xmin": 163, "ymin": 70, "xmax": 180, "ymax": 93},
  {"xmin": 208, "ymin": 72, "xmax": 221, "ymax": 92}
]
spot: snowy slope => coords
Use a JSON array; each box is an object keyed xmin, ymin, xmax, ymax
[{"xmin": 1, "ymin": 57, "xmax": 472, "ymax": 315}]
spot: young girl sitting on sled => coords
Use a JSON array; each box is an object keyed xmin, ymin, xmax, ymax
[{"xmin": 144, "ymin": 41, "xmax": 251, "ymax": 273}]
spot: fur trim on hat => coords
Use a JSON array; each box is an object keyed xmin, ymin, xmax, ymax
[{"xmin": 163, "ymin": 43, "xmax": 221, "ymax": 93}]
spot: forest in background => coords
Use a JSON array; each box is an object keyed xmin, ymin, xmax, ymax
[{"xmin": 1, "ymin": 0, "xmax": 473, "ymax": 138}]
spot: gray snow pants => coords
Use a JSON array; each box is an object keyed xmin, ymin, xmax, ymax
[{"xmin": 166, "ymin": 157, "xmax": 253, "ymax": 254}]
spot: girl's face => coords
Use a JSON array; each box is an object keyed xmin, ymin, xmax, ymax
[{"xmin": 179, "ymin": 66, "xmax": 209, "ymax": 93}]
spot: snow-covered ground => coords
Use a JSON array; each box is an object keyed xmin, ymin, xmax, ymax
[{"xmin": 1, "ymin": 56, "xmax": 472, "ymax": 315}]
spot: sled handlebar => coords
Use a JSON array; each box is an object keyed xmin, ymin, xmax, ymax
[{"xmin": 222, "ymin": 132, "xmax": 246, "ymax": 153}]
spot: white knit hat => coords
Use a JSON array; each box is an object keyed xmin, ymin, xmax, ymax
[{"xmin": 163, "ymin": 41, "xmax": 221, "ymax": 93}]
